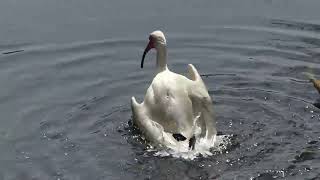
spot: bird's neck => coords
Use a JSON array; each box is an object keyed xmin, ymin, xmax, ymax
[{"xmin": 156, "ymin": 45, "xmax": 168, "ymax": 73}]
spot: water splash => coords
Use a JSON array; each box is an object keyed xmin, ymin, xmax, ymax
[
  {"xmin": 148, "ymin": 135, "xmax": 231, "ymax": 160},
  {"xmin": 124, "ymin": 120, "xmax": 231, "ymax": 160}
]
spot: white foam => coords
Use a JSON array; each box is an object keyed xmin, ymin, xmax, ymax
[{"xmin": 148, "ymin": 135, "xmax": 231, "ymax": 160}]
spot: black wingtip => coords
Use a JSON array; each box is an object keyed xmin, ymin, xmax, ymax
[{"xmin": 172, "ymin": 133, "xmax": 187, "ymax": 141}]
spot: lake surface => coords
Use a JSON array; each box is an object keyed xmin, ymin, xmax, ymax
[{"xmin": 1, "ymin": 0, "xmax": 320, "ymax": 179}]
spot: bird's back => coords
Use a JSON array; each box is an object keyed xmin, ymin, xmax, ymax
[{"xmin": 142, "ymin": 70, "xmax": 195, "ymax": 137}]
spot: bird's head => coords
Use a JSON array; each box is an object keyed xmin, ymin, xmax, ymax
[{"xmin": 141, "ymin": 30, "xmax": 166, "ymax": 68}]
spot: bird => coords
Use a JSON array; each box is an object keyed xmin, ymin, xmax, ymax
[
  {"xmin": 304, "ymin": 71, "xmax": 320, "ymax": 109},
  {"xmin": 304, "ymin": 72, "xmax": 320, "ymax": 94},
  {"xmin": 131, "ymin": 30, "xmax": 216, "ymax": 150}
]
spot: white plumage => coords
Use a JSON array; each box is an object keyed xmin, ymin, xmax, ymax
[{"xmin": 131, "ymin": 30, "xmax": 216, "ymax": 150}]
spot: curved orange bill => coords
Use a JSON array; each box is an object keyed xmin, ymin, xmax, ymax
[{"xmin": 141, "ymin": 41, "xmax": 154, "ymax": 68}]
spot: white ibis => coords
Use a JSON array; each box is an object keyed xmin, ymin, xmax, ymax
[{"xmin": 131, "ymin": 30, "xmax": 216, "ymax": 150}]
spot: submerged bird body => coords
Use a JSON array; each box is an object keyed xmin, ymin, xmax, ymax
[{"xmin": 131, "ymin": 31, "xmax": 216, "ymax": 149}]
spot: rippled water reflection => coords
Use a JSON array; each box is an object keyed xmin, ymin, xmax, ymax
[{"xmin": 1, "ymin": 0, "xmax": 320, "ymax": 179}]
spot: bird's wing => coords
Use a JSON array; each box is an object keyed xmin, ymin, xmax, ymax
[
  {"xmin": 187, "ymin": 64, "xmax": 210, "ymax": 98},
  {"xmin": 187, "ymin": 64, "xmax": 217, "ymax": 138},
  {"xmin": 187, "ymin": 64, "xmax": 203, "ymax": 83}
]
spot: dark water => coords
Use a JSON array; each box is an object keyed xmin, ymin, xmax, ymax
[{"xmin": 1, "ymin": 0, "xmax": 320, "ymax": 179}]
